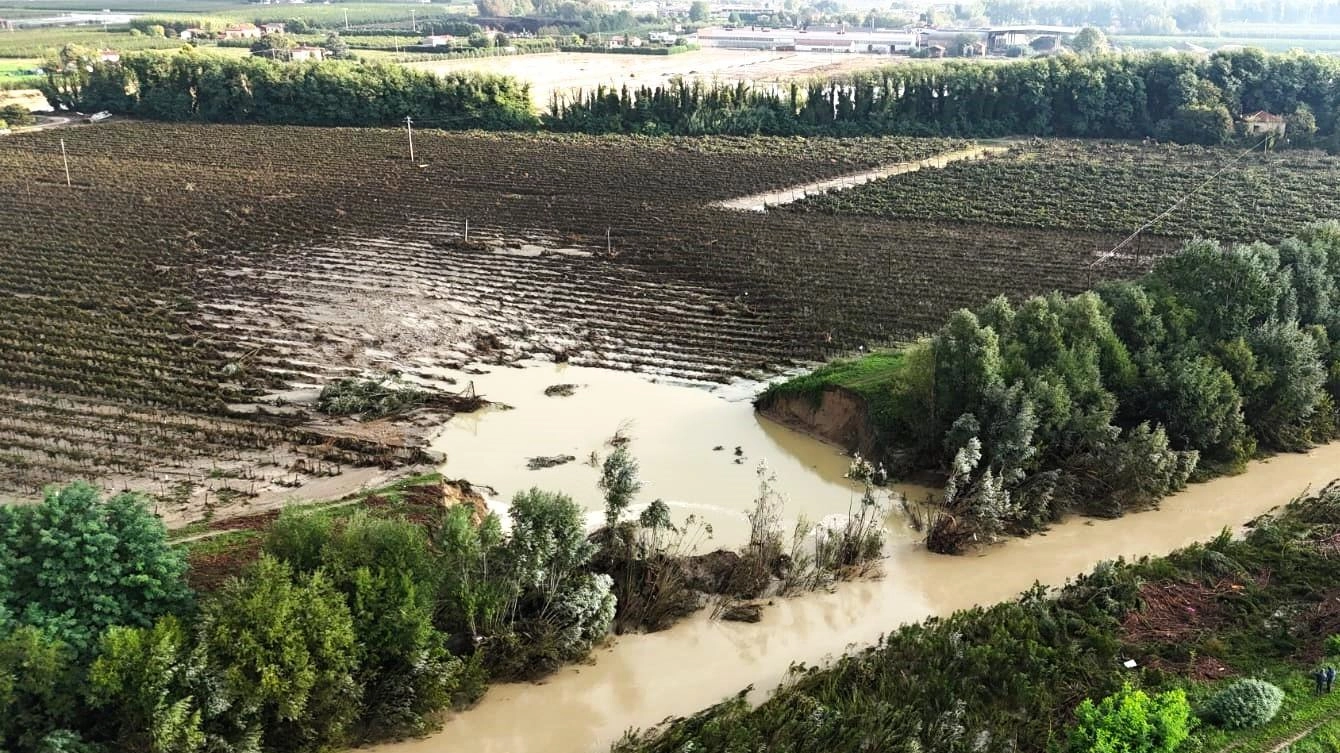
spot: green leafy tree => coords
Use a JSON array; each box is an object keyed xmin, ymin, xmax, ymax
[
  {"xmin": 1244, "ymin": 320, "xmax": 1325, "ymax": 448},
  {"xmin": 599, "ymin": 446, "xmax": 643, "ymax": 531},
  {"xmin": 1159, "ymin": 355, "xmax": 1254, "ymax": 467},
  {"xmin": 322, "ymin": 33, "xmax": 353, "ymax": 60},
  {"xmin": 1149, "ymin": 240, "xmax": 1288, "ymax": 343},
  {"xmin": 86, "ymin": 616, "xmax": 205, "ymax": 753},
  {"xmin": 38, "ymin": 44, "xmax": 98, "ymax": 111},
  {"xmin": 932, "ymin": 309, "xmax": 1005, "ymax": 439},
  {"xmin": 506, "ymin": 489, "xmax": 615, "ymax": 661},
  {"xmin": 276, "ymin": 512, "xmax": 463, "ymax": 740},
  {"xmin": 437, "ymin": 506, "xmax": 511, "ymax": 639},
  {"xmin": 0, "ymin": 482, "xmax": 190, "ymax": 653},
  {"xmin": 0, "ymin": 626, "xmax": 81, "ymax": 751},
  {"xmin": 199, "ymin": 555, "xmax": 359, "ymax": 753},
  {"xmin": 1071, "ymin": 26, "xmax": 1110, "ymax": 55},
  {"xmin": 250, "ymin": 33, "xmax": 297, "ymax": 57},
  {"xmin": 1068, "ymin": 684, "xmax": 1193, "ymax": 753},
  {"xmin": 688, "ymin": 0, "xmax": 710, "ymax": 21}
]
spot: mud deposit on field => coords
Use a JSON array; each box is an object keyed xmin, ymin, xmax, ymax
[
  {"xmin": 369, "ymin": 437, "xmax": 1340, "ymax": 753},
  {"xmin": 431, "ymin": 363, "xmax": 932, "ymax": 544}
]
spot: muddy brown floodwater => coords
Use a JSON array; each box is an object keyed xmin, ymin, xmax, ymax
[
  {"xmin": 430, "ymin": 362, "xmax": 934, "ymax": 544},
  {"xmin": 372, "ymin": 363, "xmax": 1340, "ymax": 753}
]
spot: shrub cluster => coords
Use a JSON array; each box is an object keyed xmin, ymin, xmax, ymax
[{"xmin": 1201, "ymin": 679, "xmax": 1285, "ymax": 729}]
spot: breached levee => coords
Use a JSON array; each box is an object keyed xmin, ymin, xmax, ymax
[
  {"xmin": 712, "ymin": 145, "xmax": 1010, "ymax": 212},
  {"xmin": 365, "ymin": 364, "xmax": 1340, "ymax": 753},
  {"xmin": 754, "ymin": 385, "xmax": 880, "ymax": 459}
]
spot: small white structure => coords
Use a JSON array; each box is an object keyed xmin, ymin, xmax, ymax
[
  {"xmin": 697, "ymin": 26, "xmax": 917, "ymax": 53},
  {"xmin": 420, "ymin": 34, "xmax": 454, "ymax": 47},
  {"xmin": 259, "ymin": 22, "xmax": 286, "ymax": 34},
  {"xmin": 289, "ymin": 45, "xmax": 325, "ymax": 61}
]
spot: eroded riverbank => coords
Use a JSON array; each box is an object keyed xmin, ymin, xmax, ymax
[{"xmin": 365, "ymin": 364, "xmax": 1340, "ymax": 753}]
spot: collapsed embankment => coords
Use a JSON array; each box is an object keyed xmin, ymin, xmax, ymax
[{"xmin": 755, "ymin": 385, "xmax": 881, "ymax": 460}]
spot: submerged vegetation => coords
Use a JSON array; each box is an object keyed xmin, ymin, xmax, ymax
[
  {"xmin": 612, "ymin": 483, "xmax": 1340, "ymax": 753},
  {"xmin": 763, "ymin": 223, "xmax": 1340, "ymax": 551}
]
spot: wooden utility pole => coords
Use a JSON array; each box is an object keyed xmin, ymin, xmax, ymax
[{"xmin": 59, "ymin": 138, "xmax": 71, "ymax": 186}]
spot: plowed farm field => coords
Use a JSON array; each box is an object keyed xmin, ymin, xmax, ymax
[{"xmin": 0, "ymin": 123, "xmax": 1162, "ymax": 511}]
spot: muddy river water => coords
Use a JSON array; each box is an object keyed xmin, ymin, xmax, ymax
[{"xmin": 369, "ymin": 363, "xmax": 1340, "ymax": 753}]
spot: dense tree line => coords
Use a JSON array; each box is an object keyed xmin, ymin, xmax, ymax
[
  {"xmin": 794, "ymin": 223, "xmax": 1340, "ymax": 552},
  {"xmin": 546, "ymin": 49, "xmax": 1336, "ymax": 146},
  {"xmin": 0, "ymin": 482, "xmax": 615, "ymax": 753},
  {"xmin": 39, "ymin": 47, "xmax": 537, "ymax": 129}
]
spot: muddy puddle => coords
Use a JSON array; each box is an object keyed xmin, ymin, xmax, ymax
[
  {"xmin": 430, "ymin": 362, "xmax": 933, "ymax": 544},
  {"xmin": 379, "ymin": 363, "xmax": 1340, "ymax": 753}
]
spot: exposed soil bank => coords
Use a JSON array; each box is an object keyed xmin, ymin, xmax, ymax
[
  {"xmin": 365, "ymin": 363, "xmax": 1340, "ymax": 753},
  {"xmin": 754, "ymin": 386, "xmax": 880, "ymax": 459}
]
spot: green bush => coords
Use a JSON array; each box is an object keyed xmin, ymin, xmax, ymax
[
  {"xmin": 0, "ymin": 482, "xmax": 191, "ymax": 653},
  {"xmin": 1067, "ymin": 683, "xmax": 1193, "ymax": 753},
  {"xmin": 1202, "ymin": 679, "xmax": 1285, "ymax": 729}
]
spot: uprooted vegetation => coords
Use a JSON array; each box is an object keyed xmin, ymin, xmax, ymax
[
  {"xmin": 316, "ymin": 375, "xmax": 430, "ymax": 418},
  {"xmin": 611, "ymin": 483, "xmax": 1340, "ymax": 753}
]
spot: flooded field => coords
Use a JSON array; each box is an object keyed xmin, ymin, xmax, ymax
[
  {"xmin": 395, "ymin": 362, "xmax": 1340, "ymax": 753},
  {"xmin": 431, "ymin": 362, "xmax": 931, "ymax": 545}
]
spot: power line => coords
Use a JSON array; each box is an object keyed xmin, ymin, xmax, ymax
[{"xmin": 1090, "ymin": 134, "xmax": 1274, "ymax": 269}]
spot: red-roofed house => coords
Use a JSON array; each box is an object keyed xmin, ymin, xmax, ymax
[{"xmin": 1241, "ymin": 110, "xmax": 1286, "ymax": 137}]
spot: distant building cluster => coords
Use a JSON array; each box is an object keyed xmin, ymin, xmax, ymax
[{"xmin": 694, "ymin": 24, "xmax": 1077, "ymax": 56}]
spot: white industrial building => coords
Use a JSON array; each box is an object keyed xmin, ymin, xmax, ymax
[{"xmin": 697, "ymin": 26, "xmax": 918, "ymax": 53}]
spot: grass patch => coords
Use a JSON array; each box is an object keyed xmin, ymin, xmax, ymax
[
  {"xmin": 1282, "ymin": 712, "xmax": 1340, "ymax": 753},
  {"xmin": 758, "ymin": 349, "xmax": 923, "ymax": 447},
  {"xmin": 762, "ymin": 350, "xmax": 906, "ymax": 405},
  {"xmin": 182, "ymin": 528, "xmax": 259, "ymax": 556},
  {"xmin": 1186, "ymin": 672, "xmax": 1340, "ymax": 752}
]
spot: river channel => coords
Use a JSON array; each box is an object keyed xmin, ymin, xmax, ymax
[{"xmin": 365, "ymin": 362, "xmax": 1340, "ymax": 753}]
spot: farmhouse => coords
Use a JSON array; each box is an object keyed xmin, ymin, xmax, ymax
[
  {"xmin": 420, "ymin": 34, "xmax": 455, "ymax": 46},
  {"xmin": 220, "ymin": 23, "xmax": 262, "ymax": 40},
  {"xmin": 179, "ymin": 27, "xmax": 203, "ymax": 39},
  {"xmin": 259, "ymin": 22, "xmax": 286, "ymax": 34},
  {"xmin": 1241, "ymin": 110, "xmax": 1286, "ymax": 136}
]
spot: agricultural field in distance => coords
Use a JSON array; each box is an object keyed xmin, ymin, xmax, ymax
[
  {"xmin": 787, "ymin": 140, "xmax": 1340, "ymax": 244},
  {"xmin": 408, "ymin": 49, "xmax": 929, "ymax": 111}
]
